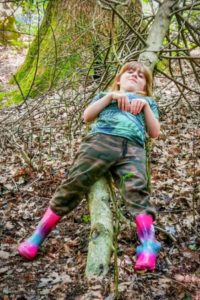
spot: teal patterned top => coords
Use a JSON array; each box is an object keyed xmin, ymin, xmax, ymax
[{"xmin": 89, "ymin": 92, "xmax": 159, "ymax": 146}]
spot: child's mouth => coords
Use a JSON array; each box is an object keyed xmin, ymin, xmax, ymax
[{"xmin": 129, "ymin": 78, "xmax": 137, "ymax": 83}]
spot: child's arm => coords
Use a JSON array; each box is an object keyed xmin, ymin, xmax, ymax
[
  {"xmin": 83, "ymin": 92, "xmax": 130, "ymax": 122},
  {"xmin": 83, "ymin": 94, "xmax": 112, "ymax": 122},
  {"xmin": 143, "ymin": 104, "xmax": 160, "ymax": 138},
  {"xmin": 130, "ymin": 99, "xmax": 160, "ymax": 138}
]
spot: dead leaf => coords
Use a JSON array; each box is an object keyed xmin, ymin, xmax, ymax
[
  {"xmin": 174, "ymin": 274, "xmax": 200, "ymax": 284},
  {"xmin": 0, "ymin": 250, "xmax": 10, "ymax": 259}
]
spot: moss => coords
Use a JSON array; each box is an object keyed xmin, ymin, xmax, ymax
[
  {"xmin": 0, "ymin": 16, "xmax": 21, "ymax": 46},
  {"xmin": 0, "ymin": 90, "xmax": 23, "ymax": 108},
  {"xmin": 0, "ymin": 92, "xmax": 7, "ymax": 102},
  {"xmin": 9, "ymin": 22, "xmax": 85, "ymax": 100},
  {"xmin": 9, "ymin": 0, "xmax": 93, "ymax": 96},
  {"xmin": 10, "ymin": 3, "xmax": 54, "ymax": 85},
  {"xmin": 5, "ymin": 0, "xmax": 127, "ymax": 105}
]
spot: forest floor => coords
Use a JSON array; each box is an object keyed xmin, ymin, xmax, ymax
[{"xmin": 0, "ymin": 44, "xmax": 200, "ymax": 300}]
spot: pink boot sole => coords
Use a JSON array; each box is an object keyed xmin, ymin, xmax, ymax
[
  {"xmin": 134, "ymin": 252, "xmax": 156, "ymax": 271},
  {"xmin": 18, "ymin": 242, "xmax": 39, "ymax": 260}
]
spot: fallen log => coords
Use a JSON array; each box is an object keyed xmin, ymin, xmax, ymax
[{"xmin": 85, "ymin": 177, "xmax": 114, "ymax": 279}]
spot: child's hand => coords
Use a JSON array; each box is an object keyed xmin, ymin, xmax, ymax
[
  {"xmin": 111, "ymin": 92, "xmax": 130, "ymax": 112},
  {"xmin": 130, "ymin": 98, "xmax": 148, "ymax": 115}
]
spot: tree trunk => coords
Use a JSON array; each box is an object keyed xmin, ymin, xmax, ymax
[
  {"xmin": 86, "ymin": 0, "xmax": 180, "ymax": 280},
  {"xmin": 139, "ymin": 0, "xmax": 180, "ymax": 70},
  {"xmin": 7, "ymin": 0, "xmax": 141, "ymax": 103}
]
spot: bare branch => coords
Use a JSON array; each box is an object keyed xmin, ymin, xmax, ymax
[
  {"xmin": 99, "ymin": 0, "xmax": 147, "ymax": 46},
  {"xmin": 155, "ymin": 67, "xmax": 200, "ymax": 95}
]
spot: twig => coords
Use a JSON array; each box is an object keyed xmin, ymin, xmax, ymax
[
  {"xmin": 155, "ymin": 68, "xmax": 200, "ymax": 96},
  {"xmin": 100, "ymin": 0, "xmax": 147, "ymax": 46}
]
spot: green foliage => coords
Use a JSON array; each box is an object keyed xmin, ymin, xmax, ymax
[
  {"xmin": 0, "ymin": 16, "xmax": 20, "ymax": 46},
  {"xmin": 122, "ymin": 172, "xmax": 135, "ymax": 182},
  {"xmin": 145, "ymin": 138, "xmax": 152, "ymax": 192},
  {"xmin": 120, "ymin": 172, "xmax": 135, "ymax": 190},
  {"xmin": 81, "ymin": 214, "xmax": 91, "ymax": 223},
  {"xmin": 0, "ymin": 90, "xmax": 22, "ymax": 108},
  {"xmin": 169, "ymin": 15, "xmax": 197, "ymax": 50},
  {"xmin": 55, "ymin": 52, "xmax": 81, "ymax": 83},
  {"xmin": 119, "ymin": 172, "xmax": 135, "ymax": 201},
  {"xmin": 14, "ymin": 1, "xmax": 48, "ymax": 36},
  {"xmin": 9, "ymin": 39, "xmax": 25, "ymax": 48},
  {"xmin": 0, "ymin": 92, "xmax": 6, "ymax": 102},
  {"xmin": 15, "ymin": 17, "xmax": 38, "ymax": 36},
  {"xmin": 156, "ymin": 59, "xmax": 169, "ymax": 72},
  {"xmin": 6, "ymin": 91, "xmax": 21, "ymax": 104},
  {"xmin": 188, "ymin": 243, "xmax": 197, "ymax": 251},
  {"xmin": 183, "ymin": 294, "xmax": 192, "ymax": 300},
  {"xmin": 15, "ymin": 0, "xmax": 48, "ymax": 14}
]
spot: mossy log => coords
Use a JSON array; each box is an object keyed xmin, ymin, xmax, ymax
[{"xmin": 85, "ymin": 177, "xmax": 113, "ymax": 279}]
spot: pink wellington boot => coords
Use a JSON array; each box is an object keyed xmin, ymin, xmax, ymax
[
  {"xmin": 18, "ymin": 207, "xmax": 61, "ymax": 260},
  {"xmin": 134, "ymin": 214, "xmax": 161, "ymax": 271}
]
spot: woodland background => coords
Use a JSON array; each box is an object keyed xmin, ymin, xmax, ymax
[{"xmin": 0, "ymin": 0, "xmax": 200, "ymax": 299}]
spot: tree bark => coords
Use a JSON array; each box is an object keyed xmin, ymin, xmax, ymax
[
  {"xmin": 86, "ymin": 0, "xmax": 180, "ymax": 280},
  {"xmin": 85, "ymin": 177, "xmax": 113, "ymax": 279},
  {"xmin": 139, "ymin": 0, "xmax": 180, "ymax": 70}
]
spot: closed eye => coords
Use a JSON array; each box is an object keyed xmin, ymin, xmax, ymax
[{"xmin": 139, "ymin": 73, "xmax": 144, "ymax": 78}]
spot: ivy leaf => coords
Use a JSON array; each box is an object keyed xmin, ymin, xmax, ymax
[
  {"xmin": 82, "ymin": 214, "xmax": 91, "ymax": 223},
  {"xmin": 188, "ymin": 244, "xmax": 197, "ymax": 251},
  {"xmin": 183, "ymin": 295, "xmax": 192, "ymax": 300},
  {"xmin": 123, "ymin": 172, "xmax": 135, "ymax": 181}
]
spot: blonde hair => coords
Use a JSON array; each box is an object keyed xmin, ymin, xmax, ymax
[{"xmin": 111, "ymin": 61, "xmax": 153, "ymax": 96}]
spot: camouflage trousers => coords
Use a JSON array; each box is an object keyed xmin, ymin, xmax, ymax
[{"xmin": 50, "ymin": 133, "xmax": 156, "ymax": 219}]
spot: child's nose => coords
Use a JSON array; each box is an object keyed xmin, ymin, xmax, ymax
[{"xmin": 131, "ymin": 72, "xmax": 138, "ymax": 78}]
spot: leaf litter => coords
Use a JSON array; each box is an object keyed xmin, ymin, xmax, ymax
[{"xmin": 0, "ymin": 45, "xmax": 199, "ymax": 300}]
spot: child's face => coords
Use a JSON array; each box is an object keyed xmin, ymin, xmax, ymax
[{"xmin": 118, "ymin": 68, "xmax": 146, "ymax": 93}]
